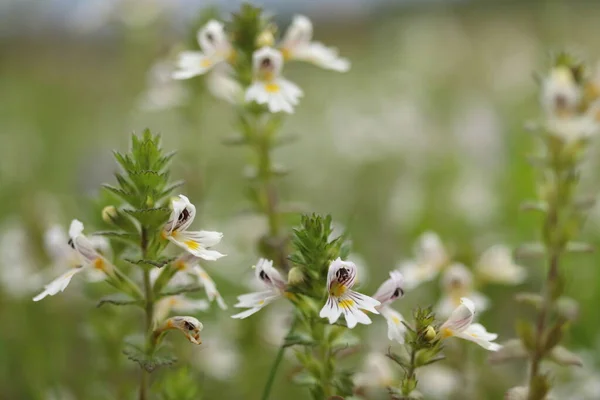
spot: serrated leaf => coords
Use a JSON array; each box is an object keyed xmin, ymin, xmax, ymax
[
  {"xmin": 97, "ymin": 295, "xmax": 142, "ymax": 308},
  {"xmin": 284, "ymin": 332, "xmax": 315, "ymax": 347},
  {"xmin": 125, "ymin": 257, "xmax": 175, "ymax": 269},
  {"xmin": 123, "ymin": 346, "xmax": 177, "ymax": 373},
  {"xmin": 103, "ymin": 184, "xmax": 137, "ymax": 205},
  {"xmin": 94, "ymin": 230, "xmax": 139, "ymax": 244},
  {"xmin": 124, "ymin": 207, "xmax": 170, "ymax": 227},
  {"xmin": 159, "ymin": 285, "xmax": 203, "ymax": 297},
  {"xmin": 386, "ymin": 348, "xmax": 410, "ymax": 368},
  {"xmin": 158, "ymin": 180, "xmax": 185, "ymax": 200}
]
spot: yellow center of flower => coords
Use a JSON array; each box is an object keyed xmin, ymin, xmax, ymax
[
  {"xmin": 184, "ymin": 240, "xmax": 200, "ymax": 251},
  {"xmin": 392, "ymin": 316, "xmax": 401, "ymax": 324},
  {"xmin": 175, "ymin": 260, "xmax": 187, "ymax": 270},
  {"xmin": 93, "ymin": 258, "xmax": 106, "ymax": 271},
  {"xmin": 199, "ymin": 271, "xmax": 209, "ymax": 279},
  {"xmin": 338, "ymin": 299, "xmax": 354, "ymax": 309},
  {"xmin": 265, "ymin": 82, "xmax": 280, "ymax": 93},
  {"xmin": 329, "ymin": 282, "xmax": 347, "ymax": 297},
  {"xmin": 441, "ymin": 327, "xmax": 454, "ymax": 338},
  {"xmin": 200, "ymin": 59, "xmax": 213, "ymax": 68}
]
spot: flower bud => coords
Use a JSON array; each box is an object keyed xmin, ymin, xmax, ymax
[
  {"xmin": 423, "ymin": 325, "xmax": 436, "ymax": 342},
  {"xmin": 157, "ymin": 316, "xmax": 203, "ymax": 345},
  {"xmin": 102, "ymin": 206, "xmax": 118, "ymax": 224},
  {"xmin": 256, "ymin": 29, "xmax": 275, "ymax": 48},
  {"xmin": 287, "ymin": 267, "xmax": 305, "ymax": 285}
]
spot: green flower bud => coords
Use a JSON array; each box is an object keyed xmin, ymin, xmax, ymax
[
  {"xmin": 424, "ymin": 325, "xmax": 436, "ymax": 342},
  {"xmin": 287, "ymin": 267, "xmax": 305, "ymax": 285},
  {"xmin": 102, "ymin": 205, "xmax": 118, "ymax": 224}
]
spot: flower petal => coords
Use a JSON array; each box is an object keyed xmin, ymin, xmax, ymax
[
  {"xmin": 372, "ymin": 269, "xmax": 405, "ymax": 305},
  {"xmin": 380, "ymin": 306, "xmax": 406, "ymax": 343},
  {"xmin": 192, "ymin": 265, "xmax": 227, "ymax": 310},
  {"xmin": 440, "ymin": 297, "xmax": 475, "ymax": 333},
  {"xmin": 33, "ymin": 267, "xmax": 84, "ymax": 301}
]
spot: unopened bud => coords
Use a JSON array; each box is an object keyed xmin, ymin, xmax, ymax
[
  {"xmin": 156, "ymin": 316, "xmax": 203, "ymax": 345},
  {"xmin": 102, "ymin": 206, "xmax": 118, "ymax": 224},
  {"xmin": 424, "ymin": 325, "xmax": 436, "ymax": 342},
  {"xmin": 287, "ymin": 267, "xmax": 305, "ymax": 285},
  {"xmin": 256, "ymin": 29, "xmax": 275, "ymax": 47}
]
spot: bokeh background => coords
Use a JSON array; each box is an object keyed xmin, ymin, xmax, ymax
[{"xmin": 2, "ymin": 0, "xmax": 600, "ymax": 399}]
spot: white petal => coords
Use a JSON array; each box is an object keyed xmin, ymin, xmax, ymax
[
  {"xmin": 206, "ymin": 65, "xmax": 243, "ymax": 104},
  {"xmin": 33, "ymin": 268, "xmax": 83, "ymax": 301},
  {"xmin": 380, "ymin": 306, "xmax": 406, "ymax": 343},
  {"xmin": 319, "ymin": 296, "xmax": 342, "ymax": 324},
  {"xmin": 172, "ymin": 51, "xmax": 216, "ymax": 80},
  {"xmin": 294, "ymin": 42, "xmax": 350, "ymax": 72},
  {"xmin": 398, "ymin": 260, "xmax": 438, "ymax": 290},
  {"xmin": 281, "ymin": 15, "xmax": 312, "ymax": 50},
  {"xmin": 476, "ymin": 245, "xmax": 527, "ymax": 285},
  {"xmin": 326, "ymin": 258, "xmax": 358, "ymax": 290},
  {"xmin": 442, "ymin": 263, "xmax": 473, "ymax": 290},
  {"xmin": 231, "ymin": 307, "xmax": 263, "ymax": 319},
  {"xmin": 441, "ymin": 297, "xmax": 475, "ymax": 333},
  {"xmin": 372, "ymin": 269, "xmax": 405, "ymax": 305},
  {"xmin": 68, "ymin": 219, "xmax": 84, "ymax": 239},
  {"xmin": 255, "ymin": 258, "xmax": 286, "ymax": 290},
  {"xmin": 168, "ymin": 231, "xmax": 225, "ymax": 260},
  {"xmin": 192, "ymin": 265, "xmax": 227, "ymax": 309},
  {"xmin": 234, "ymin": 289, "xmax": 280, "ymax": 309},
  {"xmin": 197, "ymin": 20, "xmax": 230, "ymax": 55},
  {"xmin": 454, "ymin": 325, "xmax": 501, "ymax": 351},
  {"xmin": 347, "ymin": 290, "xmax": 380, "ymax": 314},
  {"xmin": 252, "ymin": 47, "xmax": 284, "ymax": 76}
]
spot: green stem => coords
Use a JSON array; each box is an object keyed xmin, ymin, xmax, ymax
[
  {"xmin": 139, "ymin": 227, "xmax": 154, "ymax": 400},
  {"xmin": 260, "ymin": 344, "xmax": 287, "ymax": 400}
]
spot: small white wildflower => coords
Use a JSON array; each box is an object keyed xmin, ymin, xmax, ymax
[
  {"xmin": 436, "ymin": 263, "xmax": 488, "ymax": 318},
  {"xmin": 279, "ymin": 15, "xmax": 350, "ymax": 72},
  {"xmin": 154, "ymin": 295, "xmax": 210, "ymax": 324},
  {"xmin": 33, "ymin": 220, "xmax": 113, "ymax": 301},
  {"xmin": 319, "ymin": 258, "xmax": 380, "ymax": 328},
  {"xmin": 439, "ymin": 297, "xmax": 501, "ymax": 351},
  {"xmin": 138, "ymin": 61, "xmax": 189, "ymax": 111},
  {"xmin": 172, "ymin": 20, "xmax": 233, "ymax": 80},
  {"xmin": 231, "ymin": 259, "xmax": 286, "ymax": 319},
  {"xmin": 372, "ymin": 269, "xmax": 406, "ymax": 343},
  {"xmin": 398, "ymin": 232, "xmax": 449, "ymax": 290},
  {"xmin": 541, "ymin": 66, "xmax": 581, "ymax": 118},
  {"xmin": 159, "ymin": 316, "xmax": 203, "ymax": 345},
  {"xmin": 354, "ymin": 352, "xmax": 395, "ymax": 389},
  {"xmin": 206, "ymin": 64, "xmax": 243, "ymax": 105},
  {"xmin": 245, "ymin": 47, "xmax": 303, "ymax": 114},
  {"xmin": 416, "ymin": 365, "xmax": 460, "ymax": 399},
  {"xmin": 476, "ymin": 245, "xmax": 526, "ymax": 285},
  {"xmin": 163, "ymin": 195, "xmax": 225, "ymax": 261}
]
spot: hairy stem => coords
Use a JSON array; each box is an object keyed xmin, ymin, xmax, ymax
[{"xmin": 139, "ymin": 227, "xmax": 154, "ymax": 400}]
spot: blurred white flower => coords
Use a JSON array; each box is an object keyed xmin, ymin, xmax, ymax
[
  {"xmin": 173, "ymin": 20, "xmax": 233, "ymax": 80},
  {"xmin": 372, "ymin": 270, "xmax": 406, "ymax": 342},
  {"xmin": 154, "ymin": 295, "xmax": 209, "ymax": 324},
  {"xmin": 231, "ymin": 259, "xmax": 286, "ymax": 319},
  {"xmin": 416, "ymin": 365, "xmax": 460, "ymax": 399},
  {"xmin": 354, "ymin": 352, "xmax": 395, "ymax": 389},
  {"xmin": 158, "ymin": 316, "xmax": 203, "ymax": 345},
  {"xmin": 439, "ymin": 297, "xmax": 500, "ymax": 351},
  {"xmin": 138, "ymin": 61, "xmax": 189, "ymax": 111},
  {"xmin": 163, "ymin": 195, "xmax": 225, "ymax": 260},
  {"xmin": 398, "ymin": 232, "xmax": 449, "ymax": 290},
  {"xmin": 245, "ymin": 47, "xmax": 303, "ymax": 114},
  {"xmin": 475, "ymin": 245, "xmax": 526, "ymax": 285},
  {"xmin": 0, "ymin": 220, "xmax": 41, "ymax": 298},
  {"xmin": 279, "ymin": 15, "xmax": 350, "ymax": 72},
  {"xmin": 33, "ymin": 220, "xmax": 113, "ymax": 301},
  {"xmin": 193, "ymin": 328, "xmax": 240, "ymax": 380},
  {"xmin": 436, "ymin": 263, "xmax": 488, "ymax": 319},
  {"xmin": 451, "ymin": 171, "xmax": 498, "ymax": 226},
  {"xmin": 206, "ymin": 64, "xmax": 243, "ymax": 105},
  {"xmin": 319, "ymin": 258, "xmax": 380, "ymax": 328}
]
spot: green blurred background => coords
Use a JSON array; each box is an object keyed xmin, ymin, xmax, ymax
[{"xmin": 2, "ymin": 0, "xmax": 600, "ymax": 398}]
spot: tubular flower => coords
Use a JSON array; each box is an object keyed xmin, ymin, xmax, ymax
[
  {"xmin": 279, "ymin": 15, "xmax": 350, "ymax": 72},
  {"xmin": 155, "ymin": 295, "xmax": 210, "ymax": 324},
  {"xmin": 163, "ymin": 195, "xmax": 225, "ymax": 261},
  {"xmin": 245, "ymin": 47, "xmax": 303, "ymax": 114},
  {"xmin": 319, "ymin": 258, "xmax": 380, "ymax": 329},
  {"xmin": 436, "ymin": 263, "xmax": 488, "ymax": 318},
  {"xmin": 372, "ymin": 269, "xmax": 406, "ymax": 342},
  {"xmin": 33, "ymin": 220, "xmax": 113, "ymax": 301},
  {"xmin": 172, "ymin": 20, "xmax": 233, "ymax": 80},
  {"xmin": 231, "ymin": 259, "xmax": 286, "ymax": 319},
  {"xmin": 398, "ymin": 232, "xmax": 449, "ymax": 290},
  {"xmin": 439, "ymin": 297, "xmax": 501, "ymax": 351},
  {"xmin": 475, "ymin": 245, "xmax": 526, "ymax": 285},
  {"xmin": 158, "ymin": 316, "xmax": 203, "ymax": 345}
]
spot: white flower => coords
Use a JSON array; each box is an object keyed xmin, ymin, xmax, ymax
[
  {"xmin": 0, "ymin": 220, "xmax": 42, "ymax": 298},
  {"xmin": 439, "ymin": 297, "xmax": 501, "ymax": 351},
  {"xmin": 206, "ymin": 64, "xmax": 243, "ymax": 105},
  {"xmin": 192, "ymin": 327, "xmax": 240, "ymax": 380},
  {"xmin": 163, "ymin": 195, "xmax": 225, "ymax": 260},
  {"xmin": 475, "ymin": 245, "xmax": 526, "ymax": 285},
  {"xmin": 399, "ymin": 232, "xmax": 449, "ymax": 290},
  {"xmin": 231, "ymin": 259, "xmax": 286, "ymax": 319},
  {"xmin": 416, "ymin": 365, "xmax": 460, "ymax": 399},
  {"xmin": 280, "ymin": 15, "xmax": 350, "ymax": 72},
  {"xmin": 372, "ymin": 269, "xmax": 406, "ymax": 342},
  {"xmin": 354, "ymin": 352, "xmax": 395, "ymax": 389},
  {"xmin": 33, "ymin": 220, "xmax": 112, "ymax": 301},
  {"xmin": 436, "ymin": 263, "xmax": 488, "ymax": 318},
  {"xmin": 172, "ymin": 20, "xmax": 233, "ymax": 80},
  {"xmin": 155, "ymin": 295, "xmax": 210, "ymax": 323},
  {"xmin": 159, "ymin": 316, "xmax": 203, "ymax": 345},
  {"xmin": 319, "ymin": 258, "xmax": 380, "ymax": 328},
  {"xmin": 541, "ymin": 66, "xmax": 581, "ymax": 118},
  {"xmin": 138, "ymin": 61, "xmax": 189, "ymax": 111},
  {"xmin": 245, "ymin": 47, "xmax": 303, "ymax": 114}
]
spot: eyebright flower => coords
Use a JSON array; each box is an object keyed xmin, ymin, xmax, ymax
[
  {"xmin": 475, "ymin": 245, "xmax": 526, "ymax": 285},
  {"xmin": 33, "ymin": 220, "xmax": 113, "ymax": 301},
  {"xmin": 354, "ymin": 352, "xmax": 395, "ymax": 389},
  {"xmin": 206, "ymin": 64, "xmax": 243, "ymax": 105},
  {"xmin": 372, "ymin": 269, "xmax": 406, "ymax": 342},
  {"xmin": 245, "ymin": 47, "xmax": 303, "ymax": 114},
  {"xmin": 439, "ymin": 297, "xmax": 501, "ymax": 351},
  {"xmin": 170, "ymin": 253, "xmax": 227, "ymax": 310},
  {"xmin": 279, "ymin": 15, "xmax": 350, "ymax": 72},
  {"xmin": 139, "ymin": 61, "xmax": 189, "ymax": 111},
  {"xmin": 319, "ymin": 258, "xmax": 380, "ymax": 328},
  {"xmin": 541, "ymin": 66, "xmax": 582, "ymax": 119},
  {"xmin": 158, "ymin": 316, "xmax": 203, "ymax": 345},
  {"xmin": 231, "ymin": 259, "xmax": 286, "ymax": 319},
  {"xmin": 163, "ymin": 195, "xmax": 225, "ymax": 261},
  {"xmin": 172, "ymin": 20, "xmax": 233, "ymax": 80},
  {"xmin": 436, "ymin": 263, "xmax": 488, "ymax": 318},
  {"xmin": 398, "ymin": 232, "xmax": 449, "ymax": 290}
]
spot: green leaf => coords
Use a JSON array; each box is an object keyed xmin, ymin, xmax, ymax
[
  {"xmin": 103, "ymin": 184, "xmax": 138, "ymax": 206},
  {"xmin": 94, "ymin": 230, "xmax": 139, "ymax": 244},
  {"xmin": 528, "ymin": 374, "xmax": 550, "ymax": 400},
  {"xmin": 124, "ymin": 207, "xmax": 170, "ymax": 227},
  {"xmin": 284, "ymin": 332, "xmax": 315, "ymax": 347},
  {"xmin": 515, "ymin": 292, "xmax": 544, "ymax": 309},
  {"xmin": 520, "ymin": 201, "xmax": 548, "ymax": 213},
  {"xmin": 158, "ymin": 180, "xmax": 185, "ymax": 200},
  {"xmin": 125, "ymin": 257, "xmax": 175, "ymax": 269},
  {"xmin": 543, "ymin": 320, "xmax": 567, "ymax": 352},
  {"xmin": 386, "ymin": 348, "xmax": 410, "ymax": 368},
  {"xmin": 291, "ymin": 370, "xmax": 319, "ymax": 387},
  {"xmin": 97, "ymin": 295, "xmax": 143, "ymax": 308},
  {"xmin": 159, "ymin": 285, "xmax": 203, "ymax": 297},
  {"xmin": 514, "ymin": 243, "xmax": 546, "ymax": 260},
  {"xmin": 123, "ymin": 345, "xmax": 177, "ymax": 373}
]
